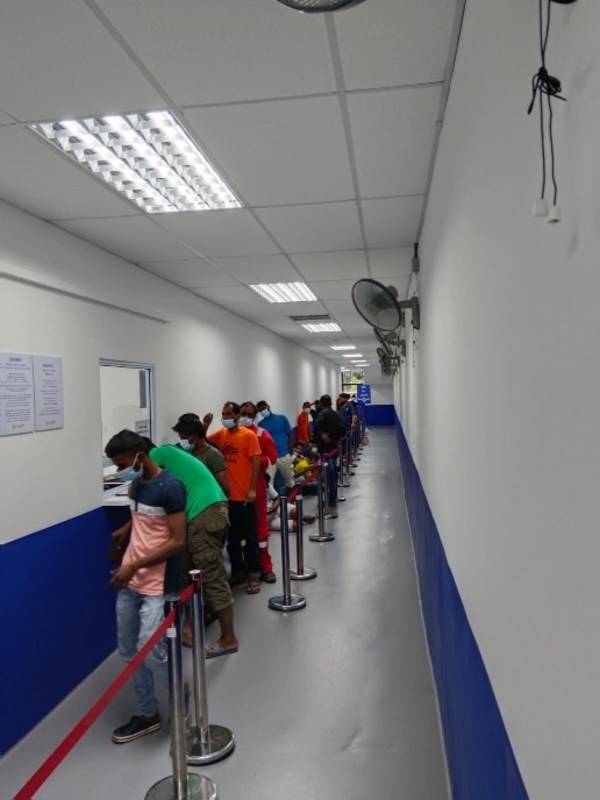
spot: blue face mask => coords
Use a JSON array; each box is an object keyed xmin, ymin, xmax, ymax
[
  {"xmin": 260, "ymin": 409, "xmax": 271, "ymax": 419},
  {"xmin": 239, "ymin": 416, "xmax": 253, "ymax": 428},
  {"xmin": 117, "ymin": 454, "xmax": 141, "ymax": 482},
  {"xmin": 179, "ymin": 439, "xmax": 194, "ymax": 451},
  {"xmin": 222, "ymin": 418, "xmax": 236, "ymax": 429}
]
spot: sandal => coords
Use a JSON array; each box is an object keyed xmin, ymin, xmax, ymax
[{"xmin": 246, "ymin": 580, "xmax": 261, "ymax": 595}]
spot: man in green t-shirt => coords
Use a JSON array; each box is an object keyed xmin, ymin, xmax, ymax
[{"xmin": 150, "ymin": 444, "xmax": 238, "ymax": 658}]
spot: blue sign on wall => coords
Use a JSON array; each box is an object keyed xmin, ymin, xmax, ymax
[{"xmin": 357, "ymin": 384, "xmax": 372, "ymax": 404}]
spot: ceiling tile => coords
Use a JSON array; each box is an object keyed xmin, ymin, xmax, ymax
[
  {"xmin": 290, "ymin": 250, "xmax": 368, "ymax": 281},
  {"xmin": 0, "ymin": 111, "xmax": 17, "ymax": 125},
  {"xmin": 335, "ymin": 0, "xmax": 458, "ymax": 90},
  {"xmin": 322, "ymin": 298, "xmax": 356, "ymax": 314},
  {"xmin": 0, "ymin": 125, "xmax": 138, "ymax": 221},
  {"xmin": 348, "ymin": 86, "xmax": 443, "ymax": 198},
  {"xmin": 54, "ymin": 216, "xmax": 197, "ymax": 264},
  {"xmin": 256, "ymin": 202, "xmax": 363, "ymax": 253},
  {"xmin": 96, "ymin": 0, "xmax": 336, "ymax": 105},
  {"xmin": 212, "ymin": 255, "xmax": 301, "ymax": 284},
  {"xmin": 308, "ymin": 279, "xmax": 357, "ymax": 301},
  {"xmin": 151, "ymin": 210, "xmax": 281, "ymax": 258},
  {"xmin": 183, "ymin": 98, "xmax": 354, "ymax": 206},
  {"xmin": 368, "ymin": 248, "xmax": 413, "ymax": 278},
  {"xmin": 361, "ymin": 197, "xmax": 424, "ymax": 248},
  {"xmin": 0, "ymin": 0, "xmax": 164, "ymax": 121},
  {"xmin": 139, "ymin": 259, "xmax": 240, "ymax": 288},
  {"xmin": 192, "ymin": 285, "xmax": 267, "ymax": 307}
]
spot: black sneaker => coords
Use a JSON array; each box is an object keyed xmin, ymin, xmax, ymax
[
  {"xmin": 112, "ymin": 714, "xmax": 161, "ymax": 743},
  {"xmin": 261, "ymin": 571, "xmax": 277, "ymax": 584}
]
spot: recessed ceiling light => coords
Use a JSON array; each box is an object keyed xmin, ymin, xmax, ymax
[
  {"xmin": 301, "ymin": 322, "xmax": 342, "ymax": 333},
  {"xmin": 250, "ymin": 283, "xmax": 317, "ymax": 303},
  {"xmin": 29, "ymin": 111, "xmax": 241, "ymax": 214},
  {"xmin": 330, "ymin": 345, "xmax": 356, "ymax": 351},
  {"xmin": 343, "ymin": 353, "xmax": 363, "ymax": 358}
]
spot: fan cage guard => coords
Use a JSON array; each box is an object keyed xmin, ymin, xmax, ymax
[{"xmin": 275, "ymin": 0, "xmax": 367, "ymax": 11}]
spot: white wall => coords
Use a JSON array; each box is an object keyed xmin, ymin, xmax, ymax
[
  {"xmin": 396, "ymin": 1, "xmax": 600, "ymax": 797},
  {"xmin": 0, "ymin": 202, "xmax": 338, "ymax": 542},
  {"xmin": 361, "ymin": 364, "xmax": 393, "ymax": 404}
]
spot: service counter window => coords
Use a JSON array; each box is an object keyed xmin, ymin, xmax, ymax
[{"xmin": 100, "ymin": 360, "xmax": 154, "ymax": 487}]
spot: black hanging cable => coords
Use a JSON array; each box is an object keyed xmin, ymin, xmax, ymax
[{"xmin": 528, "ymin": 0, "xmax": 567, "ymax": 212}]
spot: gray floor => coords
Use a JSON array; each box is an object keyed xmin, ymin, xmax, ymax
[{"xmin": 2, "ymin": 430, "xmax": 449, "ymax": 800}]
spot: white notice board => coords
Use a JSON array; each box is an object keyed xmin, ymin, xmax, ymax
[
  {"xmin": 0, "ymin": 352, "xmax": 35, "ymax": 435},
  {"xmin": 33, "ymin": 355, "xmax": 64, "ymax": 431}
]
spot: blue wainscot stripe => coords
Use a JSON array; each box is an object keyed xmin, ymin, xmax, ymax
[
  {"xmin": 395, "ymin": 414, "xmax": 529, "ymax": 800},
  {"xmin": 364, "ymin": 404, "xmax": 395, "ymax": 426},
  {"xmin": 0, "ymin": 508, "xmax": 118, "ymax": 754}
]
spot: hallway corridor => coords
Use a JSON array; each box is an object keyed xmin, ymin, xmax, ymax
[{"xmin": 3, "ymin": 430, "xmax": 449, "ymax": 800}]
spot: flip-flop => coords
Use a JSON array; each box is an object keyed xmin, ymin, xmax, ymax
[
  {"xmin": 246, "ymin": 581, "xmax": 261, "ymax": 594},
  {"xmin": 205, "ymin": 643, "xmax": 239, "ymax": 659}
]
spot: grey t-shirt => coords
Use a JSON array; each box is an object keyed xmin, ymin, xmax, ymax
[{"xmin": 195, "ymin": 444, "xmax": 227, "ymax": 476}]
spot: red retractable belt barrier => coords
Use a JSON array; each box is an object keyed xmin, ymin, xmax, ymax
[{"xmin": 14, "ymin": 583, "xmax": 195, "ymax": 800}]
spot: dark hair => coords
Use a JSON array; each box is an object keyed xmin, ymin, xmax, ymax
[
  {"xmin": 223, "ymin": 401, "xmax": 241, "ymax": 415},
  {"xmin": 141, "ymin": 436, "xmax": 157, "ymax": 451},
  {"xmin": 175, "ymin": 419, "xmax": 206, "ymax": 438},
  {"xmin": 256, "ymin": 400, "xmax": 268, "ymax": 408},
  {"xmin": 172, "ymin": 412, "xmax": 200, "ymax": 433},
  {"xmin": 319, "ymin": 394, "xmax": 332, "ymax": 408},
  {"xmin": 240, "ymin": 400, "xmax": 257, "ymax": 414},
  {"xmin": 105, "ymin": 429, "xmax": 149, "ymax": 458}
]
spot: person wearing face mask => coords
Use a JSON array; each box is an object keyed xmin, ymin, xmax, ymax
[
  {"xmin": 255, "ymin": 400, "xmax": 295, "ymax": 493},
  {"xmin": 296, "ymin": 401, "xmax": 312, "ymax": 444},
  {"xmin": 205, "ymin": 402, "xmax": 262, "ymax": 594},
  {"xmin": 104, "ymin": 430, "xmax": 186, "ymax": 744},
  {"xmin": 172, "ymin": 414, "xmax": 230, "ymax": 497},
  {"xmin": 238, "ymin": 400, "xmax": 278, "ymax": 583}
]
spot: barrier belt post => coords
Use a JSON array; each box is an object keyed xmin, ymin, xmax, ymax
[
  {"xmin": 338, "ymin": 436, "xmax": 350, "ymax": 491},
  {"xmin": 323, "ymin": 455, "xmax": 338, "ymax": 519},
  {"xmin": 290, "ymin": 493, "xmax": 317, "ymax": 581},
  {"xmin": 346, "ymin": 435, "xmax": 356, "ymax": 477},
  {"xmin": 145, "ymin": 598, "xmax": 217, "ymax": 800},
  {"xmin": 269, "ymin": 494, "xmax": 306, "ymax": 611},
  {"xmin": 186, "ymin": 570, "xmax": 235, "ymax": 765},
  {"xmin": 309, "ymin": 459, "xmax": 335, "ymax": 543}
]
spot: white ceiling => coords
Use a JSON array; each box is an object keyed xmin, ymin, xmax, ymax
[{"xmin": 0, "ymin": 0, "xmax": 462, "ymax": 365}]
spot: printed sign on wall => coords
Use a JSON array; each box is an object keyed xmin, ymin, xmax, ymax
[
  {"xmin": 357, "ymin": 384, "xmax": 372, "ymax": 404},
  {"xmin": 33, "ymin": 355, "xmax": 64, "ymax": 431},
  {"xmin": 0, "ymin": 353, "xmax": 35, "ymax": 435}
]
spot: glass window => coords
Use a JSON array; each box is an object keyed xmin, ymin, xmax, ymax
[
  {"xmin": 340, "ymin": 368, "xmax": 364, "ymax": 396},
  {"xmin": 100, "ymin": 360, "xmax": 154, "ymax": 469}
]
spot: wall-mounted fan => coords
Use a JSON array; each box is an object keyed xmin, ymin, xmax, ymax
[
  {"xmin": 275, "ymin": 0, "xmax": 367, "ymax": 11},
  {"xmin": 352, "ymin": 279, "xmax": 420, "ymax": 331},
  {"xmin": 374, "ymin": 328, "xmax": 393, "ymax": 356}
]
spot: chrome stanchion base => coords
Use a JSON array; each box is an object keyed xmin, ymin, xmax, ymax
[
  {"xmin": 337, "ymin": 493, "xmax": 347, "ymax": 501},
  {"xmin": 324, "ymin": 512, "xmax": 338, "ymax": 519},
  {"xmin": 268, "ymin": 593, "xmax": 307, "ymax": 611},
  {"xmin": 187, "ymin": 724, "xmax": 235, "ymax": 766},
  {"xmin": 145, "ymin": 774, "xmax": 217, "ymax": 800},
  {"xmin": 309, "ymin": 532, "xmax": 335, "ymax": 542},
  {"xmin": 339, "ymin": 480, "xmax": 351, "ymax": 487},
  {"xmin": 290, "ymin": 566, "xmax": 317, "ymax": 581}
]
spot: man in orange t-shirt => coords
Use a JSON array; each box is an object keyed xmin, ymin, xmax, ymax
[
  {"xmin": 297, "ymin": 401, "xmax": 312, "ymax": 444},
  {"xmin": 207, "ymin": 401, "xmax": 262, "ymax": 594}
]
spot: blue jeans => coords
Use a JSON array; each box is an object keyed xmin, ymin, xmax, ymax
[
  {"xmin": 326, "ymin": 458, "xmax": 338, "ymax": 507},
  {"xmin": 116, "ymin": 588, "xmax": 168, "ymax": 717}
]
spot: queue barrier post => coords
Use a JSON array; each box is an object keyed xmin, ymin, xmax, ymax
[
  {"xmin": 269, "ymin": 494, "xmax": 306, "ymax": 611},
  {"xmin": 290, "ymin": 493, "xmax": 317, "ymax": 581},
  {"xmin": 346, "ymin": 433, "xmax": 357, "ymax": 474},
  {"xmin": 145, "ymin": 598, "xmax": 217, "ymax": 800},
  {"xmin": 309, "ymin": 459, "xmax": 335, "ymax": 543},
  {"xmin": 338, "ymin": 435, "xmax": 350, "ymax": 492},
  {"xmin": 323, "ymin": 453, "xmax": 338, "ymax": 519},
  {"xmin": 186, "ymin": 570, "xmax": 235, "ymax": 765}
]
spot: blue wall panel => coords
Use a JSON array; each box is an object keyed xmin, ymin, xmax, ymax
[
  {"xmin": 0, "ymin": 508, "xmax": 118, "ymax": 754},
  {"xmin": 394, "ymin": 415, "xmax": 529, "ymax": 800},
  {"xmin": 364, "ymin": 404, "xmax": 395, "ymax": 426}
]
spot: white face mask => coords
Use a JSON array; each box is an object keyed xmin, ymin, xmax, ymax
[
  {"xmin": 222, "ymin": 417, "xmax": 236, "ymax": 429},
  {"xmin": 239, "ymin": 416, "xmax": 253, "ymax": 428}
]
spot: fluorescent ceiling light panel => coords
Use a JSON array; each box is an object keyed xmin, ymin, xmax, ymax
[
  {"xmin": 29, "ymin": 111, "xmax": 241, "ymax": 214},
  {"xmin": 250, "ymin": 283, "xmax": 317, "ymax": 303},
  {"xmin": 330, "ymin": 345, "xmax": 356, "ymax": 351},
  {"xmin": 301, "ymin": 323, "xmax": 342, "ymax": 333},
  {"xmin": 343, "ymin": 353, "xmax": 363, "ymax": 358}
]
